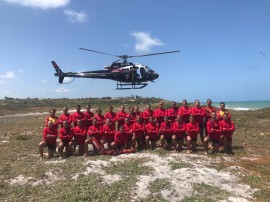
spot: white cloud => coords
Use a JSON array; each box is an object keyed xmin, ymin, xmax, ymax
[
  {"xmin": 2, "ymin": 0, "xmax": 70, "ymax": 9},
  {"xmin": 42, "ymin": 79, "xmax": 47, "ymax": 83},
  {"xmin": 64, "ymin": 9, "xmax": 87, "ymax": 23},
  {"xmin": 0, "ymin": 71, "xmax": 17, "ymax": 79},
  {"xmin": 132, "ymin": 32, "xmax": 164, "ymax": 52},
  {"xmin": 55, "ymin": 87, "xmax": 72, "ymax": 93},
  {"xmin": 3, "ymin": 90, "xmax": 9, "ymax": 94}
]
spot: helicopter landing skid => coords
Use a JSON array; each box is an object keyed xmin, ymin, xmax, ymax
[{"xmin": 116, "ymin": 82, "xmax": 148, "ymax": 90}]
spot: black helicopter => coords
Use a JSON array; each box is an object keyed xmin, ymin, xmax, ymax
[{"xmin": 52, "ymin": 48, "xmax": 180, "ymax": 90}]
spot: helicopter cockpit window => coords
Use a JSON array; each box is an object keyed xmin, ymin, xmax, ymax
[
  {"xmin": 140, "ymin": 67, "xmax": 147, "ymax": 79},
  {"xmin": 145, "ymin": 66, "xmax": 155, "ymax": 73}
]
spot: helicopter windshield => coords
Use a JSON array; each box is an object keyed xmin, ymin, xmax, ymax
[{"xmin": 145, "ymin": 66, "xmax": 155, "ymax": 73}]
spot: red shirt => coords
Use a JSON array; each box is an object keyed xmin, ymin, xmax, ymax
[
  {"xmin": 133, "ymin": 122, "xmax": 145, "ymax": 139},
  {"xmin": 105, "ymin": 112, "xmax": 117, "ymax": 125},
  {"xmin": 142, "ymin": 109, "xmax": 154, "ymax": 124},
  {"xmin": 207, "ymin": 119, "xmax": 222, "ymax": 141},
  {"xmin": 72, "ymin": 112, "xmax": 85, "ymax": 127},
  {"xmin": 73, "ymin": 125, "xmax": 87, "ymax": 145},
  {"xmin": 94, "ymin": 114, "xmax": 106, "ymax": 127},
  {"xmin": 160, "ymin": 121, "xmax": 173, "ymax": 137},
  {"xmin": 117, "ymin": 111, "xmax": 128, "ymax": 128},
  {"xmin": 123, "ymin": 123, "xmax": 133, "ymax": 140},
  {"xmin": 172, "ymin": 121, "xmax": 186, "ymax": 139},
  {"xmin": 186, "ymin": 122, "xmax": 199, "ymax": 139},
  {"xmin": 103, "ymin": 124, "xmax": 115, "ymax": 142},
  {"xmin": 204, "ymin": 106, "xmax": 216, "ymax": 123},
  {"xmin": 59, "ymin": 127, "xmax": 74, "ymax": 142},
  {"xmin": 145, "ymin": 122, "xmax": 159, "ymax": 140},
  {"xmin": 191, "ymin": 106, "xmax": 205, "ymax": 125},
  {"xmin": 87, "ymin": 124, "xmax": 103, "ymax": 140},
  {"xmin": 154, "ymin": 108, "xmax": 166, "ymax": 124},
  {"xmin": 42, "ymin": 127, "xmax": 58, "ymax": 144},
  {"xmin": 220, "ymin": 119, "xmax": 235, "ymax": 139},
  {"xmin": 128, "ymin": 112, "xmax": 137, "ymax": 125},
  {"xmin": 114, "ymin": 131, "xmax": 127, "ymax": 145},
  {"xmin": 59, "ymin": 113, "xmax": 72, "ymax": 128},
  {"xmin": 166, "ymin": 107, "xmax": 179, "ymax": 123},
  {"xmin": 178, "ymin": 106, "xmax": 191, "ymax": 124},
  {"xmin": 84, "ymin": 111, "xmax": 94, "ymax": 128}
]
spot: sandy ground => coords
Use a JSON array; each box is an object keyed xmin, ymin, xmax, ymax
[{"xmin": 6, "ymin": 153, "xmax": 257, "ymax": 201}]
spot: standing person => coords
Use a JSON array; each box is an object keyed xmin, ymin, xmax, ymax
[
  {"xmin": 111, "ymin": 125, "xmax": 127, "ymax": 150},
  {"xmin": 73, "ymin": 119, "xmax": 87, "ymax": 155},
  {"xmin": 102, "ymin": 118, "xmax": 115, "ymax": 149},
  {"xmin": 105, "ymin": 106, "xmax": 117, "ymax": 126},
  {"xmin": 59, "ymin": 107, "xmax": 72, "ymax": 128},
  {"xmin": 39, "ymin": 121, "xmax": 58, "ymax": 159},
  {"xmin": 178, "ymin": 99, "xmax": 191, "ymax": 124},
  {"xmin": 204, "ymin": 111, "xmax": 223, "ymax": 154},
  {"xmin": 94, "ymin": 108, "xmax": 106, "ymax": 127},
  {"xmin": 142, "ymin": 104, "xmax": 154, "ymax": 124},
  {"xmin": 167, "ymin": 101, "xmax": 179, "ymax": 123},
  {"xmin": 72, "ymin": 105, "xmax": 85, "ymax": 127},
  {"xmin": 134, "ymin": 105, "xmax": 142, "ymax": 117},
  {"xmin": 84, "ymin": 105, "xmax": 94, "ymax": 131},
  {"xmin": 84, "ymin": 118, "xmax": 103, "ymax": 155},
  {"xmin": 217, "ymin": 102, "xmax": 231, "ymax": 121},
  {"xmin": 204, "ymin": 99, "xmax": 216, "ymax": 136},
  {"xmin": 186, "ymin": 115, "xmax": 199, "ymax": 153},
  {"xmin": 220, "ymin": 113, "xmax": 235, "ymax": 154},
  {"xmin": 128, "ymin": 106, "xmax": 137, "ymax": 125},
  {"xmin": 58, "ymin": 121, "xmax": 74, "ymax": 159},
  {"xmin": 145, "ymin": 116, "xmax": 160, "ymax": 150},
  {"xmin": 172, "ymin": 115, "xmax": 186, "ymax": 152},
  {"xmin": 117, "ymin": 105, "xmax": 128, "ymax": 130},
  {"xmin": 132, "ymin": 115, "xmax": 145, "ymax": 150},
  {"xmin": 45, "ymin": 108, "xmax": 59, "ymax": 128},
  {"xmin": 160, "ymin": 116, "xmax": 173, "ymax": 150},
  {"xmin": 154, "ymin": 101, "xmax": 166, "ymax": 126},
  {"xmin": 191, "ymin": 99, "xmax": 205, "ymax": 145},
  {"xmin": 123, "ymin": 118, "xmax": 133, "ymax": 148}
]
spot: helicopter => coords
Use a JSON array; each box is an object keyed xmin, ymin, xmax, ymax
[{"xmin": 52, "ymin": 48, "xmax": 180, "ymax": 90}]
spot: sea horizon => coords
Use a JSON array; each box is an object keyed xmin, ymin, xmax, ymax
[{"xmin": 209, "ymin": 100, "xmax": 270, "ymax": 111}]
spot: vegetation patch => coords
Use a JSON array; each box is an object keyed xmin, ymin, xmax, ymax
[
  {"xmin": 148, "ymin": 178, "xmax": 171, "ymax": 193},
  {"xmin": 168, "ymin": 161, "xmax": 193, "ymax": 170},
  {"xmin": 15, "ymin": 135, "xmax": 30, "ymax": 141}
]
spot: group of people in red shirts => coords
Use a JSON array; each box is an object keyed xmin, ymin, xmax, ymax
[{"xmin": 38, "ymin": 99, "xmax": 235, "ymax": 159}]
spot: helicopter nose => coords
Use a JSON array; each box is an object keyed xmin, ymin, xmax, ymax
[{"xmin": 152, "ymin": 73, "xmax": 159, "ymax": 80}]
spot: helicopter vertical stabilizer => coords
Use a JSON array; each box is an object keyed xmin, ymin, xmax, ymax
[{"xmin": 51, "ymin": 61, "xmax": 65, "ymax": 83}]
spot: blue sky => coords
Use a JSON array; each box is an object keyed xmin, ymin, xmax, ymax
[{"xmin": 0, "ymin": 0, "xmax": 270, "ymax": 102}]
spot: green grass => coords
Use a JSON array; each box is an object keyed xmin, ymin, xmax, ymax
[
  {"xmin": 148, "ymin": 178, "xmax": 171, "ymax": 193},
  {"xmin": 168, "ymin": 161, "xmax": 193, "ymax": 170}
]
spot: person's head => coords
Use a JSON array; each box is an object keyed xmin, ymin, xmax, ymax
[
  {"xmin": 63, "ymin": 120, "xmax": 69, "ymax": 128},
  {"xmin": 207, "ymin": 99, "xmax": 212, "ymax": 107},
  {"xmin": 182, "ymin": 99, "xmax": 187, "ymax": 106},
  {"xmin": 92, "ymin": 118, "xmax": 97, "ymax": 125},
  {"xmin": 86, "ymin": 105, "xmax": 91, "ymax": 112},
  {"xmin": 195, "ymin": 99, "xmax": 200, "ymax": 107},
  {"xmin": 158, "ymin": 101, "xmax": 164, "ymax": 108},
  {"xmin": 146, "ymin": 104, "xmax": 151, "ymax": 110},
  {"xmin": 189, "ymin": 115, "xmax": 194, "ymax": 123},
  {"xmin": 129, "ymin": 106, "xmax": 134, "ymax": 113},
  {"xmin": 124, "ymin": 117, "xmax": 130, "ymax": 124},
  {"xmin": 96, "ymin": 108, "xmax": 102, "ymax": 115},
  {"xmin": 63, "ymin": 107, "xmax": 68, "ymax": 114},
  {"xmin": 119, "ymin": 125, "xmax": 125, "ymax": 133},
  {"xmin": 149, "ymin": 116, "xmax": 155, "ymax": 124},
  {"xmin": 76, "ymin": 105, "xmax": 81, "ymax": 112},
  {"xmin": 120, "ymin": 105, "xmax": 125, "ymax": 112},
  {"xmin": 164, "ymin": 115, "xmax": 169, "ymax": 123},
  {"xmin": 176, "ymin": 115, "xmax": 182, "ymax": 122},
  {"xmin": 77, "ymin": 119, "xmax": 82, "ymax": 127},
  {"xmin": 136, "ymin": 115, "xmax": 142, "ymax": 122},
  {"xmin": 220, "ymin": 102, "xmax": 225, "ymax": 110},
  {"xmin": 105, "ymin": 118, "xmax": 111, "ymax": 125},
  {"xmin": 171, "ymin": 101, "xmax": 176, "ymax": 108},
  {"xmin": 108, "ymin": 105, "xmax": 113, "ymax": 112},
  {"xmin": 134, "ymin": 105, "xmax": 139, "ymax": 112},
  {"xmin": 50, "ymin": 108, "xmax": 56, "ymax": 117},
  {"xmin": 211, "ymin": 111, "xmax": 217, "ymax": 120},
  {"xmin": 223, "ymin": 112, "xmax": 229, "ymax": 120},
  {"xmin": 48, "ymin": 120, "xmax": 53, "ymax": 128}
]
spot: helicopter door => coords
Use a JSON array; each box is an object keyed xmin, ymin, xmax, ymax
[{"xmin": 139, "ymin": 67, "xmax": 147, "ymax": 79}]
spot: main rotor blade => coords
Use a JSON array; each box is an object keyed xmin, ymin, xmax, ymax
[
  {"xmin": 79, "ymin": 48, "xmax": 116, "ymax": 57},
  {"xmin": 128, "ymin": 50, "xmax": 180, "ymax": 58}
]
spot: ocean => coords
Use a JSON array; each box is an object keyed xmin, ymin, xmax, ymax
[{"xmin": 209, "ymin": 100, "xmax": 270, "ymax": 111}]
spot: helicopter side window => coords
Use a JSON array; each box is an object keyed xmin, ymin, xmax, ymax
[
  {"xmin": 140, "ymin": 67, "xmax": 147, "ymax": 79},
  {"xmin": 145, "ymin": 66, "xmax": 155, "ymax": 73}
]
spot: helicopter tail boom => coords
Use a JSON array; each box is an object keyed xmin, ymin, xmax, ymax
[{"xmin": 51, "ymin": 61, "xmax": 65, "ymax": 84}]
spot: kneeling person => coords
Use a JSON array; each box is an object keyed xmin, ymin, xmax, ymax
[
  {"xmin": 73, "ymin": 119, "xmax": 87, "ymax": 155},
  {"xmin": 145, "ymin": 116, "xmax": 160, "ymax": 150},
  {"xmin": 58, "ymin": 121, "xmax": 74, "ymax": 158},
  {"xmin": 186, "ymin": 115, "xmax": 199, "ymax": 153},
  {"xmin": 172, "ymin": 115, "xmax": 186, "ymax": 152},
  {"xmin": 111, "ymin": 125, "xmax": 127, "ymax": 150},
  {"xmin": 160, "ymin": 116, "xmax": 173, "ymax": 150}
]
